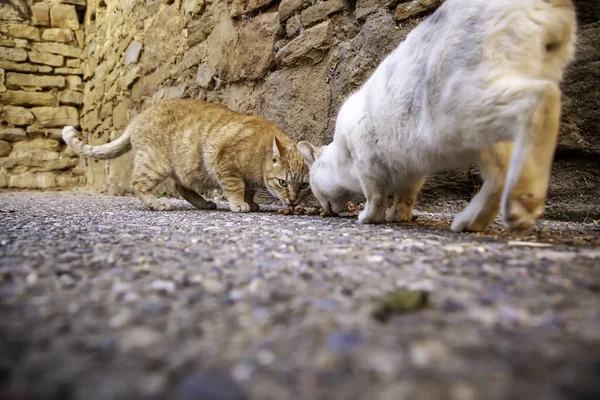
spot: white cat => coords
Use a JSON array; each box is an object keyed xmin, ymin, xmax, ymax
[{"xmin": 298, "ymin": 0, "xmax": 576, "ymax": 231}]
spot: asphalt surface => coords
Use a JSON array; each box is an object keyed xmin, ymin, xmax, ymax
[{"xmin": 0, "ymin": 191, "xmax": 599, "ymax": 400}]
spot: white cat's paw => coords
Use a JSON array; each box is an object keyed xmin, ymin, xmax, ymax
[
  {"xmin": 385, "ymin": 206, "xmax": 412, "ymax": 223},
  {"xmin": 358, "ymin": 209, "xmax": 384, "ymax": 224},
  {"xmin": 230, "ymin": 202, "xmax": 251, "ymax": 213},
  {"xmin": 451, "ymin": 215, "xmax": 480, "ymax": 232},
  {"xmin": 503, "ymin": 198, "xmax": 543, "ymax": 231},
  {"xmin": 451, "ymin": 216, "xmax": 468, "ymax": 232},
  {"xmin": 451, "ymin": 211, "xmax": 489, "ymax": 232}
]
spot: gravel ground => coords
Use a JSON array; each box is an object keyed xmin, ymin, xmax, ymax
[{"xmin": 1, "ymin": 191, "xmax": 599, "ymax": 400}]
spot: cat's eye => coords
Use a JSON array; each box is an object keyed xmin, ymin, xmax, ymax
[
  {"xmin": 279, "ymin": 179, "xmax": 287, "ymax": 187},
  {"xmin": 300, "ymin": 182, "xmax": 309, "ymax": 190}
]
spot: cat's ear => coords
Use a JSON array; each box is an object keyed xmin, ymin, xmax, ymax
[
  {"xmin": 272, "ymin": 137, "xmax": 285, "ymax": 163},
  {"xmin": 297, "ymin": 141, "xmax": 320, "ymax": 167}
]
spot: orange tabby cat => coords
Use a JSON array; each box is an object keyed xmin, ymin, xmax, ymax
[{"xmin": 62, "ymin": 99, "xmax": 311, "ymax": 212}]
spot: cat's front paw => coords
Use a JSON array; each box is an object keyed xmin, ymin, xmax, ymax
[
  {"xmin": 203, "ymin": 201, "xmax": 217, "ymax": 210},
  {"xmin": 248, "ymin": 202, "xmax": 260, "ymax": 212},
  {"xmin": 230, "ymin": 202, "xmax": 252, "ymax": 213},
  {"xmin": 451, "ymin": 208, "xmax": 493, "ymax": 232},
  {"xmin": 503, "ymin": 194, "xmax": 543, "ymax": 231},
  {"xmin": 149, "ymin": 200, "xmax": 171, "ymax": 211},
  {"xmin": 451, "ymin": 214, "xmax": 485, "ymax": 233},
  {"xmin": 358, "ymin": 209, "xmax": 385, "ymax": 224},
  {"xmin": 385, "ymin": 206, "xmax": 412, "ymax": 223}
]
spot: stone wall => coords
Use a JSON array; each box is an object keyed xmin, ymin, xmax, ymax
[
  {"xmin": 80, "ymin": 0, "xmax": 445, "ymax": 195},
  {"xmin": 80, "ymin": 0, "xmax": 600, "ymax": 210},
  {"xmin": 0, "ymin": 0, "xmax": 86, "ymax": 189}
]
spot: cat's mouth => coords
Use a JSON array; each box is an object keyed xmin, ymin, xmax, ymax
[
  {"xmin": 265, "ymin": 187, "xmax": 289, "ymax": 207},
  {"xmin": 278, "ymin": 198, "xmax": 295, "ymax": 209}
]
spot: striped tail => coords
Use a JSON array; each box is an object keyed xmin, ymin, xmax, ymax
[{"xmin": 62, "ymin": 126, "xmax": 132, "ymax": 160}]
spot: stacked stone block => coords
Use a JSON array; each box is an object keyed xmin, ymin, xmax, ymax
[{"xmin": 0, "ymin": 0, "xmax": 85, "ymax": 189}]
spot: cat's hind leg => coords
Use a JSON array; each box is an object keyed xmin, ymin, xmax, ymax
[
  {"xmin": 385, "ymin": 176, "xmax": 425, "ymax": 223},
  {"xmin": 357, "ymin": 174, "xmax": 387, "ymax": 224},
  {"xmin": 501, "ymin": 81, "xmax": 561, "ymax": 231},
  {"xmin": 451, "ymin": 142, "xmax": 511, "ymax": 232},
  {"xmin": 244, "ymin": 189, "xmax": 260, "ymax": 212},
  {"xmin": 130, "ymin": 152, "xmax": 173, "ymax": 211},
  {"xmin": 175, "ymin": 183, "xmax": 217, "ymax": 210}
]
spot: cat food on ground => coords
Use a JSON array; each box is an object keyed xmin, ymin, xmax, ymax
[
  {"xmin": 277, "ymin": 206, "xmax": 322, "ymax": 215},
  {"xmin": 344, "ymin": 202, "xmax": 365, "ymax": 214}
]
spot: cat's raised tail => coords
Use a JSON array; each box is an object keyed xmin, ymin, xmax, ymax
[{"xmin": 62, "ymin": 126, "xmax": 132, "ymax": 160}]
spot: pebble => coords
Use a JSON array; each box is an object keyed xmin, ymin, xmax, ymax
[
  {"xmin": 248, "ymin": 278, "xmax": 264, "ymax": 294},
  {"xmin": 508, "ymin": 241, "xmax": 553, "ymax": 247},
  {"xmin": 25, "ymin": 272, "xmax": 37, "ymax": 285},
  {"xmin": 327, "ymin": 331, "xmax": 364, "ymax": 353},
  {"xmin": 450, "ymin": 383, "xmax": 479, "ymax": 400},
  {"xmin": 59, "ymin": 274, "xmax": 76, "ymax": 287},
  {"xmin": 231, "ymin": 362, "xmax": 254, "ymax": 382},
  {"xmin": 367, "ymin": 350, "xmax": 403, "ymax": 380},
  {"xmin": 443, "ymin": 244, "xmax": 465, "ymax": 253},
  {"xmin": 176, "ymin": 371, "xmax": 245, "ymax": 400},
  {"xmin": 120, "ymin": 327, "xmax": 162, "ymax": 350},
  {"xmin": 229, "ymin": 289, "xmax": 245, "ymax": 301},
  {"xmin": 256, "ymin": 349, "xmax": 275, "ymax": 366},
  {"xmin": 109, "ymin": 310, "xmax": 132, "ymax": 328},
  {"xmin": 140, "ymin": 373, "xmax": 166, "ymax": 397},
  {"xmin": 150, "ymin": 279, "xmax": 176, "ymax": 294},
  {"xmin": 187, "ymin": 274, "xmax": 204, "ymax": 284},
  {"xmin": 203, "ymin": 279, "xmax": 225, "ymax": 295},
  {"xmin": 409, "ymin": 339, "xmax": 451, "ymax": 367},
  {"xmin": 366, "ymin": 255, "xmax": 384, "ymax": 263}
]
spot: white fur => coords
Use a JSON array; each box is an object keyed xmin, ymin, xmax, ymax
[{"xmin": 300, "ymin": 0, "xmax": 577, "ymax": 231}]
